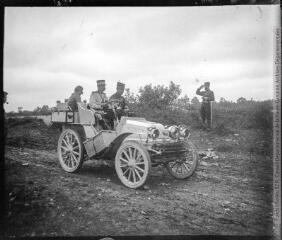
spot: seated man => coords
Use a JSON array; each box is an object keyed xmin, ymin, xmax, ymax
[
  {"xmin": 109, "ymin": 81, "xmax": 129, "ymax": 120},
  {"xmin": 89, "ymin": 80, "xmax": 115, "ymax": 129},
  {"xmin": 67, "ymin": 85, "xmax": 83, "ymax": 111}
]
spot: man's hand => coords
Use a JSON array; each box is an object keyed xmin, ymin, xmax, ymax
[{"xmin": 101, "ymin": 102, "xmax": 108, "ymax": 107}]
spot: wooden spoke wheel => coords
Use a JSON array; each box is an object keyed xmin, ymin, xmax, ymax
[
  {"xmin": 115, "ymin": 141, "xmax": 151, "ymax": 189},
  {"xmin": 58, "ymin": 128, "xmax": 84, "ymax": 173},
  {"xmin": 166, "ymin": 141, "xmax": 198, "ymax": 179}
]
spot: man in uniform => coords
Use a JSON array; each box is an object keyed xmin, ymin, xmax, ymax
[
  {"xmin": 67, "ymin": 85, "xmax": 83, "ymax": 111},
  {"xmin": 196, "ymin": 82, "xmax": 215, "ymax": 130},
  {"xmin": 89, "ymin": 80, "xmax": 108, "ymax": 109},
  {"xmin": 109, "ymin": 82, "xmax": 129, "ymax": 120},
  {"xmin": 89, "ymin": 80, "xmax": 114, "ymax": 129}
]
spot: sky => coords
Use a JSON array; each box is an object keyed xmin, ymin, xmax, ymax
[{"xmin": 4, "ymin": 6, "xmax": 280, "ymax": 112}]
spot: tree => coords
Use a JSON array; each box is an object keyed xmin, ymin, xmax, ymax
[
  {"xmin": 191, "ymin": 96, "xmax": 200, "ymax": 105},
  {"xmin": 33, "ymin": 105, "xmax": 51, "ymax": 115},
  {"xmin": 237, "ymin": 97, "xmax": 247, "ymax": 104},
  {"xmin": 138, "ymin": 81, "xmax": 181, "ymax": 109},
  {"xmin": 220, "ymin": 97, "xmax": 227, "ymax": 103},
  {"xmin": 41, "ymin": 105, "xmax": 50, "ymax": 115},
  {"xmin": 34, "ymin": 106, "xmax": 41, "ymax": 113},
  {"xmin": 124, "ymin": 88, "xmax": 137, "ymax": 105},
  {"xmin": 176, "ymin": 94, "xmax": 190, "ymax": 110}
]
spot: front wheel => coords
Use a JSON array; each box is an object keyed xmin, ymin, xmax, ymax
[
  {"xmin": 115, "ymin": 140, "xmax": 151, "ymax": 189},
  {"xmin": 57, "ymin": 128, "xmax": 84, "ymax": 173},
  {"xmin": 166, "ymin": 141, "xmax": 198, "ymax": 179}
]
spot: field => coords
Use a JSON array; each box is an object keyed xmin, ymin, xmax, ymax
[{"xmin": 3, "ymin": 114, "xmax": 274, "ymax": 237}]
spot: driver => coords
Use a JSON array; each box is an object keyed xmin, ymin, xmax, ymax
[
  {"xmin": 109, "ymin": 82, "xmax": 129, "ymax": 120},
  {"xmin": 89, "ymin": 80, "xmax": 114, "ymax": 129}
]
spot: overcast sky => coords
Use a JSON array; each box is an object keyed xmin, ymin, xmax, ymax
[{"xmin": 4, "ymin": 6, "xmax": 279, "ymax": 112}]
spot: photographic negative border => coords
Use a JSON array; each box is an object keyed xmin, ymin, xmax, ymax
[
  {"xmin": 1, "ymin": 1, "xmax": 281, "ymax": 239},
  {"xmin": 273, "ymin": 25, "xmax": 281, "ymax": 240}
]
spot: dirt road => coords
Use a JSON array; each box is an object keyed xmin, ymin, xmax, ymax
[{"xmin": 3, "ymin": 119, "xmax": 273, "ymax": 237}]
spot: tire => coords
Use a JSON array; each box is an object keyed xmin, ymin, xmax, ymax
[
  {"xmin": 57, "ymin": 128, "xmax": 84, "ymax": 173},
  {"xmin": 166, "ymin": 140, "xmax": 198, "ymax": 179},
  {"xmin": 115, "ymin": 140, "xmax": 151, "ymax": 189}
]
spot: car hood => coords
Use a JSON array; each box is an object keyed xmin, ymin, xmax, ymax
[{"xmin": 118, "ymin": 118, "xmax": 165, "ymax": 135}]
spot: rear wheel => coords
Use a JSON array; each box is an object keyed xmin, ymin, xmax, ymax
[
  {"xmin": 58, "ymin": 128, "xmax": 84, "ymax": 173},
  {"xmin": 166, "ymin": 141, "xmax": 198, "ymax": 179},
  {"xmin": 115, "ymin": 141, "xmax": 151, "ymax": 189}
]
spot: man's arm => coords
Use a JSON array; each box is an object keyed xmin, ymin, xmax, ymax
[
  {"xmin": 109, "ymin": 94, "xmax": 114, "ymax": 101},
  {"xmin": 121, "ymin": 96, "xmax": 128, "ymax": 110},
  {"xmin": 196, "ymin": 86, "xmax": 204, "ymax": 96}
]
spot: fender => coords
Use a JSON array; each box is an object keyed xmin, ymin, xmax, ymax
[{"xmin": 102, "ymin": 132, "xmax": 133, "ymax": 159}]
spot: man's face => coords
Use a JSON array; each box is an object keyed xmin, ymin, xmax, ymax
[
  {"xmin": 78, "ymin": 89, "xmax": 83, "ymax": 96},
  {"xmin": 4, "ymin": 94, "xmax": 7, "ymax": 104},
  {"xmin": 204, "ymin": 84, "xmax": 210, "ymax": 90},
  {"xmin": 117, "ymin": 86, "xmax": 124, "ymax": 95},
  {"xmin": 98, "ymin": 84, "xmax": 106, "ymax": 92}
]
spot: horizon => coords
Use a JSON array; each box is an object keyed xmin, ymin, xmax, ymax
[{"xmin": 5, "ymin": 85, "xmax": 274, "ymax": 113}]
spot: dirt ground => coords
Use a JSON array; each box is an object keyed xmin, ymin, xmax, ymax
[{"xmin": 3, "ymin": 118, "xmax": 273, "ymax": 237}]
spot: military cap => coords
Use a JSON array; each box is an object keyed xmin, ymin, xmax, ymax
[
  {"xmin": 204, "ymin": 82, "xmax": 210, "ymax": 86},
  {"xmin": 117, "ymin": 82, "xmax": 125, "ymax": 88},
  {"xmin": 97, "ymin": 80, "xmax": 106, "ymax": 85},
  {"xmin": 3, "ymin": 91, "xmax": 8, "ymax": 96}
]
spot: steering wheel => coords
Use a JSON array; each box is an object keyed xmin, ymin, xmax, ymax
[{"xmin": 108, "ymin": 99, "xmax": 122, "ymax": 110}]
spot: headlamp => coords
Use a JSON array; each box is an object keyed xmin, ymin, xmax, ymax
[
  {"xmin": 152, "ymin": 129, "xmax": 160, "ymax": 139},
  {"xmin": 168, "ymin": 125, "xmax": 179, "ymax": 139},
  {"xmin": 179, "ymin": 126, "xmax": 190, "ymax": 138},
  {"xmin": 147, "ymin": 127, "xmax": 160, "ymax": 140}
]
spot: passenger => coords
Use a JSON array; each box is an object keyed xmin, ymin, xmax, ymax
[
  {"xmin": 67, "ymin": 85, "xmax": 83, "ymax": 111},
  {"xmin": 109, "ymin": 82, "xmax": 129, "ymax": 119},
  {"xmin": 89, "ymin": 80, "xmax": 114, "ymax": 129},
  {"xmin": 89, "ymin": 80, "xmax": 108, "ymax": 109}
]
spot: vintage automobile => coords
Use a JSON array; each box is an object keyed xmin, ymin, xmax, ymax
[{"xmin": 51, "ymin": 101, "xmax": 198, "ymax": 189}]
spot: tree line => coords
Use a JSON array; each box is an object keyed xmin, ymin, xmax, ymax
[{"xmin": 7, "ymin": 81, "xmax": 273, "ymax": 132}]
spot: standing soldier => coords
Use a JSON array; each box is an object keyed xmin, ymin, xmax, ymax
[
  {"xmin": 109, "ymin": 82, "xmax": 129, "ymax": 119},
  {"xmin": 196, "ymin": 82, "xmax": 215, "ymax": 130}
]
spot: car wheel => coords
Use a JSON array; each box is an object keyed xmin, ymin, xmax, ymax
[
  {"xmin": 115, "ymin": 140, "xmax": 151, "ymax": 189},
  {"xmin": 166, "ymin": 140, "xmax": 198, "ymax": 179},
  {"xmin": 58, "ymin": 128, "xmax": 84, "ymax": 173}
]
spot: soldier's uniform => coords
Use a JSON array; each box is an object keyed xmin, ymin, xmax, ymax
[
  {"xmin": 67, "ymin": 85, "xmax": 83, "ymax": 111},
  {"xmin": 196, "ymin": 82, "xmax": 214, "ymax": 129},
  {"xmin": 109, "ymin": 92, "xmax": 126, "ymax": 109},
  {"xmin": 109, "ymin": 82, "xmax": 129, "ymax": 119},
  {"xmin": 89, "ymin": 80, "xmax": 108, "ymax": 109},
  {"xmin": 89, "ymin": 91, "xmax": 108, "ymax": 109},
  {"xmin": 68, "ymin": 92, "xmax": 82, "ymax": 111},
  {"xmin": 89, "ymin": 80, "xmax": 115, "ymax": 129}
]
